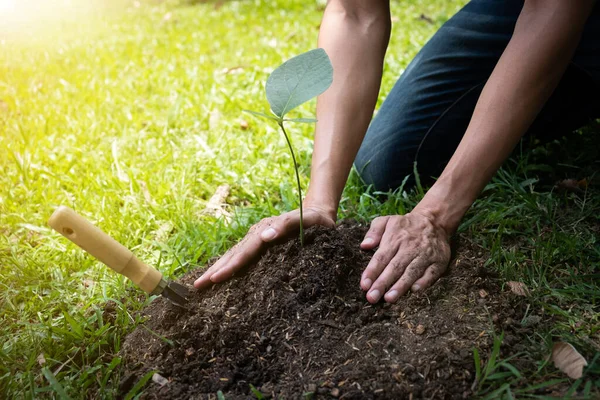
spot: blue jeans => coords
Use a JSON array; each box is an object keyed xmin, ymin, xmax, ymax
[{"xmin": 355, "ymin": 0, "xmax": 600, "ymax": 191}]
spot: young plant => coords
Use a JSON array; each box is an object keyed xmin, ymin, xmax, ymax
[{"xmin": 244, "ymin": 48, "xmax": 333, "ymax": 245}]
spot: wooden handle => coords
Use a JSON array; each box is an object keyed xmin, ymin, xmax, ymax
[{"xmin": 48, "ymin": 206, "xmax": 163, "ymax": 294}]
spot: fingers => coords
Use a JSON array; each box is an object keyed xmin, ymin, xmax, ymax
[
  {"xmin": 360, "ymin": 240, "xmax": 399, "ymax": 291},
  {"xmin": 194, "ymin": 207, "xmax": 336, "ymax": 290},
  {"xmin": 359, "ymin": 212, "xmax": 452, "ymax": 303},
  {"xmin": 260, "ymin": 208, "xmax": 335, "ymax": 243},
  {"xmin": 259, "ymin": 211, "xmax": 299, "ymax": 243},
  {"xmin": 381, "ymin": 258, "xmax": 431, "ymax": 303},
  {"xmin": 210, "ymin": 239, "xmax": 262, "ymax": 282},
  {"xmin": 360, "ymin": 216, "xmax": 389, "ymax": 250},
  {"xmin": 193, "ymin": 225, "xmax": 266, "ymax": 289},
  {"xmin": 367, "ymin": 256, "xmax": 428, "ymax": 304},
  {"xmin": 193, "ymin": 249, "xmax": 235, "ymax": 289},
  {"xmin": 364, "ymin": 252, "xmax": 407, "ymax": 302},
  {"xmin": 411, "ymin": 263, "xmax": 446, "ymax": 292}
]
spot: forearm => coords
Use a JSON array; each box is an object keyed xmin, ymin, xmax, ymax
[
  {"xmin": 415, "ymin": 0, "xmax": 595, "ymax": 235},
  {"xmin": 305, "ymin": 0, "xmax": 391, "ymax": 215}
]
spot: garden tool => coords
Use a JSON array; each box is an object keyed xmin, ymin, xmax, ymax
[{"xmin": 48, "ymin": 206, "xmax": 188, "ymax": 307}]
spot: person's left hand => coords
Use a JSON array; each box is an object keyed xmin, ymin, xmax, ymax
[{"xmin": 359, "ymin": 211, "xmax": 452, "ymax": 303}]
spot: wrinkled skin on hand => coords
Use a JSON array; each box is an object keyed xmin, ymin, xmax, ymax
[
  {"xmin": 193, "ymin": 205, "xmax": 335, "ymax": 289},
  {"xmin": 359, "ymin": 211, "xmax": 451, "ymax": 303},
  {"xmin": 194, "ymin": 207, "xmax": 451, "ymax": 304}
]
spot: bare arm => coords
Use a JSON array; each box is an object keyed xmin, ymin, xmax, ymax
[
  {"xmin": 361, "ymin": 0, "xmax": 597, "ymax": 303},
  {"xmin": 415, "ymin": 0, "xmax": 597, "ymax": 234},
  {"xmin": 305, "ymin": 0, "xmax": 391, "ymax": 216},
  {"xmin": 194, "ymin": 0, "xmax": 391, "ymax": 288}
]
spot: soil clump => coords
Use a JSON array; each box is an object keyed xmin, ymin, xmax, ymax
[{"xmin": 121, "ymin": 222, "xmax": 532, "ymax": 399}]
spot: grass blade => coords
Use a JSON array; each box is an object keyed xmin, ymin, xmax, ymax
[
  {"xmin": 41, "ymin": 367, "xmax": 72, "ymax": 400},
  {"xmin": 473, "ymin": 347, "xmax": 482, "ymax": 384},
  {"xmin": 124, "ymin": 370, "xmax": 157, "ymax": 400}
]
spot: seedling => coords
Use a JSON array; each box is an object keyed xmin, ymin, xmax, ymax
[{"xmin": 244, "ymin": 48, "xmax": 333, "ymax": 245}]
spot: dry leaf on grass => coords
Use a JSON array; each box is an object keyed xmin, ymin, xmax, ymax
[
  {"xmin": 507, "ymin": 281, "xmax": 530, "ymax": 297},
  {"xmin": 137, "ymin": 180, "xmax": 156, "ymax": 206},
  {"xmin": 112, "ymin": 141, "xmax": 130, "ymax": 183},
  {"xmin": 154, "ymin": 221, "xmax": 175, "ymax": 243},
  {"xmin": 209, "ymin": 110, "xmax": 222, "ymax": 130},
  {"xmin": 552, "ymin": 342, "xmax": 587, "ymax": 379},
  {"xmin": 220, "ymin": 66, "xmax": 246, "ymax": 75},
  {"xmin": 202, "ymin": 184, "xmax": 231, "ymax": 219},
  {"xmin": 83, "ymin": 279, "xmax": 96, "ymax": 288},
  {"xmin": 37, "ymin": 353, "xmax": 46, "ymax": 366},
  {"xmin": 555, "ymin": 178, "xmax": 589, "ymax": 193}
]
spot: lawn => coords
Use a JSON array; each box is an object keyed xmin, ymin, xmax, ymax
[{"xmin": 0, "ymin": 0, "xmax": 598, "ymax": 398}]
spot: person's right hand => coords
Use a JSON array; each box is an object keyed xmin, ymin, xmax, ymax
[{"xmin": 193, "ymin": 204, "xmax": 336, "ymax": 289}]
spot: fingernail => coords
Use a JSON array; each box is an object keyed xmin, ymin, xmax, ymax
[
  {"xmin": 193, "ymin": 277, "xmax": 206, "ymax": 288},
  {"xmin": 361, "ymin": 278, "xmax": 372, "ymax": 291},
  {"xmin": 362, "ymin": 237, "xmax": 374, "ymax": 246},
  {"xmin": 261, "ymin": 228, "xmax": 277, "ymax": 241},
  {"xmin": 412, "ymin": 284, "xmax": 421, "ymax": 292},
  {"xmin": 386, "ymin": 290, "xmax": 399, "ymax": 302},
  {"xmin": 368, "ymin": 289, "xmax": 381, "ymax": 302}
]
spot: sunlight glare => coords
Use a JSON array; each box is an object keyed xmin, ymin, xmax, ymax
[
  {"xmin": 0, "ymin": 0, "xmax": 16, "ymax": 14},
  {"xmin": 0, "ymin": 0, "xmax": 114, "ymax": 38}
]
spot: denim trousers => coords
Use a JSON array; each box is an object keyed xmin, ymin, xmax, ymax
[{"xmin": 354, "ymin": 0, "xmax": 600, "ymax": 191}]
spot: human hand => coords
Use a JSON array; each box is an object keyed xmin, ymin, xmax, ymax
[
  {"xmin": 193, "ymin": 205, "xmax": 336, "ymax": 289},
  {"xmin": 359, "ymin": 211, "xmax": 452, "ymax": 303}
]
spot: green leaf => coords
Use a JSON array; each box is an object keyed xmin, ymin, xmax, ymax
[
  {"xmin": 480, "ymin": 383, "xmax": 511, "ymax": 400},
  {"xmin": 284, "ymin": 117, "xmax": 317, "ymax": 124},
  {"xmin": 519, "ymin": 178, "xmax": 538, "ymax": 188},
  {"xmin": 141, "ymin": 325, "xmax": 174, "ymax": 347},
  {"xmin": 302, "ymin": 391, "xmax": 315, "ymax": 400},
  {"xmin": 473, "ymin": 348, "xmax": 482, "ymax": 382},
  {"xmin": 515, "ymin": 378, "xmax": 565, "ymax": 392},
  {"xmin": 583, "ymin": 380, "xmax": 592, "ymax": 397},
  {"xmin": 485, "ymin": 333, "xmax": 504, "ymax": 376},
  {"xmin": 100, "ymin": 357, "xmax": 122, "ymax": 389},
  {"xmin": 500, "ymin": 362, "xmax": 521, "ymax": 379},
  {"xmin": 413, "ymin": 161, "xmax": 424, "ymax": 197},
  {"xmin": 249, "ymin": 384, "xmax": 264, "ymax": 399},
  {"xmin": 487, "ymin": 371, "xmax": 516, "ymax": 380},
  {"xmin": 243, "ymin": 110, "xmax": 280, "ymax": 122},
  {"xmin": 266, "ymin": 48, "xmax": 333, "ymax": 118},
  {"xmin": 217, "ymin": 390, "xmax": 226, "ymax": 400},
  {"xmin": 63, "ymin": 312, "xmax": 83, "ymax": 339},
  {"xmin": 125, "ymin": 370, "xmax": 157, "ymax": 400},
  {"xmin": 41, "ymin": 367, "xmax": 72, "ymax": 400}
]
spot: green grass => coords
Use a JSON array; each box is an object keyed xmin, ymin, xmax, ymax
[{"xmin": 1, "ymin": 0, "xmax": 598, "ymax": 398}]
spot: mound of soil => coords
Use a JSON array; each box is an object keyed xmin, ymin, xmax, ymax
[{"xmin": 120, "ymin": 223, "xmax": 532, "ymax": 399}]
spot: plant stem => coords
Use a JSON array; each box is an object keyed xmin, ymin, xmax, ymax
[{"xmin": 278, "ymin": 121, "xmax": 304, "ymax": 246}]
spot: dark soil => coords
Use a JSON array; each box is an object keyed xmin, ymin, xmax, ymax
[{"xmin": 120, "ymin": 222, "xmax": 536, "ymax": 399}]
